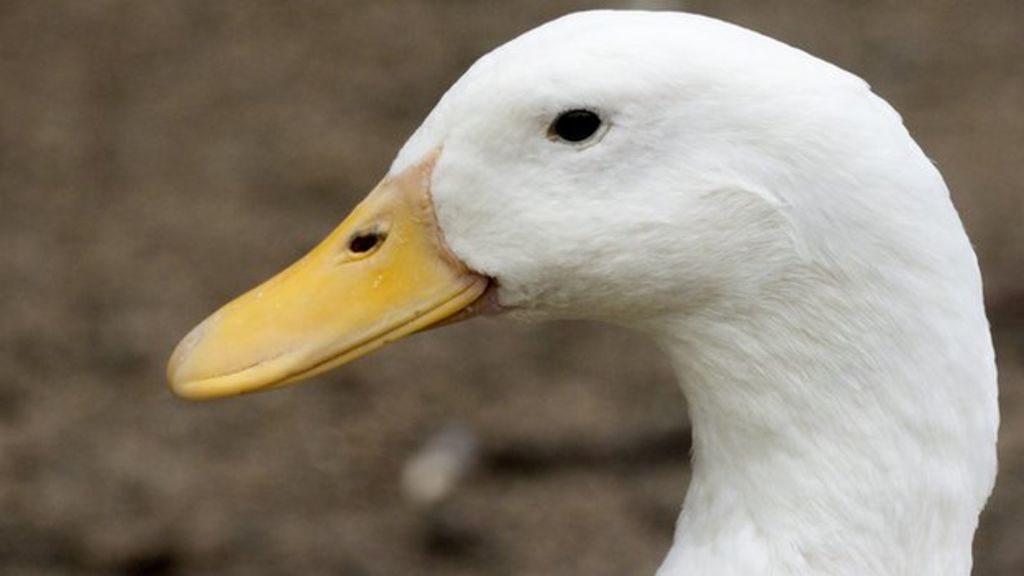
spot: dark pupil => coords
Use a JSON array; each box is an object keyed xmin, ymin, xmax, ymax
[
  {"xmin": 349, "ymin": 231, "xmax": 382, "ymax": 254},
  {"xmin": 552, "ymin": 109, "xmax": 601, "ymax": 142}
]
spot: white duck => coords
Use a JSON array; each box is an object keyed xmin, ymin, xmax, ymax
[{"xmin": 167, "ymin": 10, "xmax": 998, "ymax": 576}]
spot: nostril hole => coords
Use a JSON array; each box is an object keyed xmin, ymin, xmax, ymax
[{"xmin": 348, "ymin": 231, "xmax": 385, "ymax": 254}]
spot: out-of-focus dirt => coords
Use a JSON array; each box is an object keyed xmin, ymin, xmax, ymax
[{"xmin": 0, "ymin": 1, "xmax": 1020, "ymax": 575}]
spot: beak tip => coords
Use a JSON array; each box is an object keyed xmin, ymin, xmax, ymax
[
  {"xmin": 166, "ymin": 361, "xmax": 223, "ymax": 401},
  {"xmin": 166, "ymin": 315, "xmax": 217, "ymax": 399},
  {"xmin": 166, "ymin": 377, "xmax": 197, "ymax": 400},
  {"xmin": 166, "ymin": 353, "xmax": 199, "ymax": 400}
]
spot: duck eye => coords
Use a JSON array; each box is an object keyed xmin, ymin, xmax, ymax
[
  {"xmin": 549, "ymin": 109, "xmax": 602, "ymax": 143},
  {"xmin": 348, "ymin": 230, "xmax": 385, "ymax": 254}
]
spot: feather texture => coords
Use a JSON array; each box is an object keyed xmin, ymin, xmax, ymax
[{"xmin": 391, "ymin": 11, "xmax": 997, "ymax": 575}]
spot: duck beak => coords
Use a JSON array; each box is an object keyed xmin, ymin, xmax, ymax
[{"xmin": 167, "ymin": 150, "xmax": 489, "ymax": 399}]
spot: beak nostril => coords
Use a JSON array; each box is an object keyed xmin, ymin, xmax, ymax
[{"xmin": 348, "ymin": 230, "xmax": 385, "ymax": 254}]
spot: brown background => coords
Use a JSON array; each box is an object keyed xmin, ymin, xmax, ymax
[{"xmin": 1, "ymin": 1, "xmax": 1021, "ymax": 575}]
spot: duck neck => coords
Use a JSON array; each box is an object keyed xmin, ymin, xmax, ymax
[{"xmin": 649, "ymin": 275, "xmax": 996, "ymax": 576}]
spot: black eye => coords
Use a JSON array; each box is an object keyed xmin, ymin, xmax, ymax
[
  {"xmin": 549, "ymin": 109, "xmax": 602, "ymax": 143},
  {"xmin": 348, "ymin": 230, "xmax": 385, "ymax": 254}
]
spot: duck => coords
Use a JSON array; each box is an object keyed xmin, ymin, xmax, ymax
[{"xmin": 166, "ymin": 10, "xmax": 999, "ymax": 576}]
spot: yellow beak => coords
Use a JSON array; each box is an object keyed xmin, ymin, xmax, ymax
[{"xmin": 167, "ymin": 150, "xmax": 489, "ymax": 399}]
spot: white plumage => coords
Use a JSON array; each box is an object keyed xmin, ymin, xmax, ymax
[
  {"xmin": 393, "ymin": 11, "xmax": 998, "ymax": 576},
  {"xmin": 169, "ymin": 9, "xmax": 999, "ymax": 575}
]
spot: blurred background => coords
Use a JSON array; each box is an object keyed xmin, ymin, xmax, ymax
[{"xmin": 1, "ymin": 1, "xmax": 1021, "ymax": 574}]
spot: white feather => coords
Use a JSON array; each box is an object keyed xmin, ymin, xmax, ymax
[{"xmin": 393, "ymin": 11, "xmax": 997, "ymax": 575}]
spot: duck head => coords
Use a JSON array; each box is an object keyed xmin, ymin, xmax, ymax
[{"xmin": 168, "ymin": 11, "xmax": 846, "ymax": 398}]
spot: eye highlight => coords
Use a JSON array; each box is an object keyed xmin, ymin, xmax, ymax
[{"xmin": 548, "ymin": 109, "xmax": 603, "ymax": 144}]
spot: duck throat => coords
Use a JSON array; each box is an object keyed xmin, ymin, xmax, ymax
[{"xmin": 650, "ymin": 274, "xmax": 997, "ymax": 576}]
